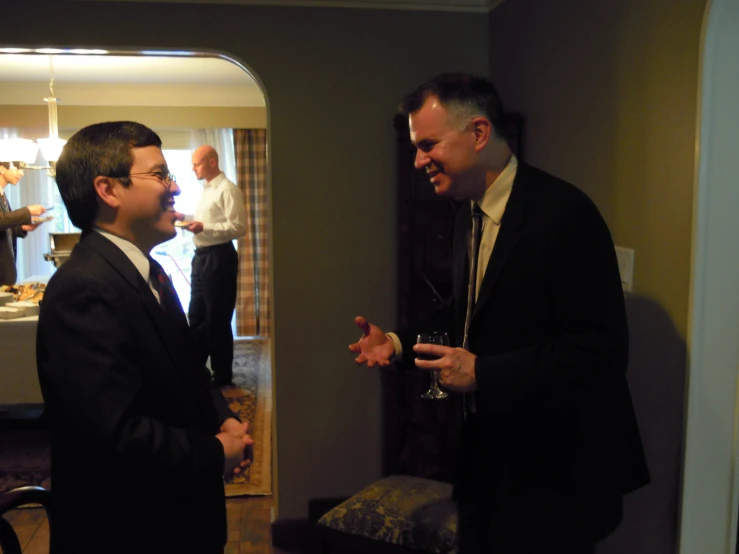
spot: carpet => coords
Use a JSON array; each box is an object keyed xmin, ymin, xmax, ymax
[
  {"xmin": 223, "ymin": 338, "xmax": 272, "ymax": 496},
  {"xmin": 0, "ymin": 338, "xmax": 272, "ymax": 497}
]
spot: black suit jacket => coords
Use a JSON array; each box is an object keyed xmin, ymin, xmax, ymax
[
  {"xmin": 0, "ymin": 201, "xmax": 30, "ymax": 285},
  {"xmin": 398, "ymin": 163, "xmax": 649, "ymax": 541},
  {"xmin": 36, "ymin": 231, "xmax": 235, "ymax": 554}
]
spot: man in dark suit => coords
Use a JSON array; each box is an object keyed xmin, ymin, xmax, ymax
[
  {"xmin": 0, "ymin": 161, "xmax": 47, "ymax": 285},
  {"xmin": 350, "ymin": 74, "xmax": 649, "ymax": 553},
  {"xmin": 36, "ymin": 121, "xmax": 253, "ymax": 554}
]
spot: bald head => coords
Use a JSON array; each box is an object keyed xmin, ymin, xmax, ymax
[{"xmin": 192, "ymin": 145, "xmax": 221, "ymax": 181}]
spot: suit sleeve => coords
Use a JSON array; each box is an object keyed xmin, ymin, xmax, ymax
[
  {"xmin": 393, "ymin": 302, "xmax": 455, "ymax": 368},
  {"xmin": 474, "ymin": 195, "xmax": 628, "ymax": 411},
  {"xmin": 0, "ymin": 206, "xmax": 31, "ymax": 231},
  {"xmin": 36, "ymin": 277, "xmax": 225, "ymax": 479},
  {"xmin": 210, "ymin": 384, "xmax": 240, "ymax": 424}
]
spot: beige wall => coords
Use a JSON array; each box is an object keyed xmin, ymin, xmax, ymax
[
  {"xmin": 0, "ymin": 105, "xmax": 267, "ymax": 137},
  {"xmin": 6, "ymin": 1, "xmax": 489, "ymax": 519},
  {"xmin": 489, "ymin": 0, "xmax": 706, "ymax": 337}
]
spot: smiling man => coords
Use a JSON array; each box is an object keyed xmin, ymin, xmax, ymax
[
  {"xmin": 36, "ymin": 121, "xmax": 253, "ymax": 554},
  {"xmin": 350, "ymin": 74, "xmax": 649, "ymax": 553}
]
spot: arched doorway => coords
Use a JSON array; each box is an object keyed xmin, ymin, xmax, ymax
[
  {"xmin": 680, "ymin": 0, "xmax": 739, "ymax": 551},
  {"xmin": 0, "ymin": 48, "xmax": 275, "ymax": 502}
]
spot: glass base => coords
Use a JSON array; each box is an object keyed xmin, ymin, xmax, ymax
[{"xmin": 421, "ymin": 387, "xmax": 449, "ymax": 400}]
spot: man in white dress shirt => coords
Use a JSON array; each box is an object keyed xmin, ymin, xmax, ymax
[{"xmin": 177, "ymin": 145, "xmax": 246, "ymax": 386}]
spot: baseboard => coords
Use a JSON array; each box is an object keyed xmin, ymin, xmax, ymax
[
  {"xmin": 271, "ymin": 517, "xmax": 311, "ymax": 552},
  {"xmin": 0, "ymin": 407, "xmax": 47, "ymax": 430},
  {"xmin": 308, "ymin": 497, "xmax": 349, "ymax": 523},
  {"xmin": 272, "ymin": 498, "xmax": 349, "ymax": 553}
]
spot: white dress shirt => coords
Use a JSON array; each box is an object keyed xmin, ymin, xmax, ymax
[
  {"xmin": 474, "ymin": 154, "xmax": 517, "ymax": 300},
  {"xmin": 389, "ymin": 154, "xmax": 518, "ymax": 360},
  {"xmin": 185, "ymin": 172, "xmax": 247, "ymax": 248},
  {"xmin": 94, "ymin": 229, "xmax": 162, "ymax": 304}
]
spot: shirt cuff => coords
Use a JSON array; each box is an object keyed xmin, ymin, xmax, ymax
[{"xmin": 386, "ymin": 332, "xmax": 403, "ymax": 362}]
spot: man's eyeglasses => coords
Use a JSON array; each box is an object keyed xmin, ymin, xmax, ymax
[{"xmin": 127, "ymin": 171, "xmax": 177, "ymax": 185}]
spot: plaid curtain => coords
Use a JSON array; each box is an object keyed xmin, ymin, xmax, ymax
[{"xmin": 234, "ymin": 129, "xmax": 269, "ymax": 337}]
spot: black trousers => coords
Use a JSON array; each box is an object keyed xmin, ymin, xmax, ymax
[
  {"xmin": 188, "ymin": 242, "xmax": 238, "ymax": 385},
  {"xmin": 456, "ymin": 415, "xmax": 618, "ymax": 554}
]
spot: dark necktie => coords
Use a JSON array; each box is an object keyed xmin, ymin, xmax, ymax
[
  {"xmin": 462, "ymin": 203, "xmax": 484, "ymax": 351},
  {"xmin": 462, "ymin": 203, "xmax": 483, "ymax": 415},
  {"xmin": 148, "ymin": 257, "xmax": 181, "ymax": 315}
]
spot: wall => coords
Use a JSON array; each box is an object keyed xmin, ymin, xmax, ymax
[
  {"xmin": 488, "ymin": 0, "xmax": 706, "ymax": 337},
  {"xmin": 6, "ymin": 0, "xmax": 489, "ymax": 519},
  {"xmin": 0, "ymin": 106, "xmax": 267, "ymax": 133}
]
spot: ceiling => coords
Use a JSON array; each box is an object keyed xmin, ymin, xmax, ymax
[
  {"xmin": 0, "ymin": 0, "xmax": 506, "ymax": 107},
  {"xmin": 0, "ymin": 52, "xmax": 265, "ymax": 107}
]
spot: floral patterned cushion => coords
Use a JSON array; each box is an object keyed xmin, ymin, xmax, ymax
[{"xmin": 318, "ymin": 475, "xmax": 458, "ymax": 553}]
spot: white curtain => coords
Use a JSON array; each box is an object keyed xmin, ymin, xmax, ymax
[
  {"xmin": 189, "ymin": 129, "xmax": 237, "ymax": 184},
  {"xmin": 1, "ymin": 128, "xmax": 58, "ymax": 282}
]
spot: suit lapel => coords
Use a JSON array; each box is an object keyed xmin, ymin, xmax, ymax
[
  {"xmin": 472, "ymin": 164, "xmax": 529, "ymax": 318},
  {"xmin": 84, "ymin": 232, "xmax": 217, "ymax": 423}
]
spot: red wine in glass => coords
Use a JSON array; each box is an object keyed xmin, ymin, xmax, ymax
[{"xmin": 417, "ymin": 331, "xmax": 449, "ymax": 400}]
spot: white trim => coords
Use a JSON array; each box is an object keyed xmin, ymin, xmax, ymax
[{"xmin": 681, "ymin": 0, "xmax": 739, "ymax": 552}]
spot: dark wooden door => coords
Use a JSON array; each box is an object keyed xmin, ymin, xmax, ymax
[{"xmin": 382, "ymin": 112, "xmax": 522, "ymax": 482}]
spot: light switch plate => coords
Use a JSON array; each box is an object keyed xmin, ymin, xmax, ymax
[{"xmin": 614, "ymin": 246, "xmax": 635, "ymax": 292}]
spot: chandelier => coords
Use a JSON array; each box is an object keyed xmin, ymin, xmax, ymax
[{"xmin": 0, "ymin": 56, "xmax": 66, "ymax": 176}]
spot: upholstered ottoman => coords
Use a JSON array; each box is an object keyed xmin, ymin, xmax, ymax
[{"xmin": 315, "ymin": 475, "xmax": 458, "ymax": 554}]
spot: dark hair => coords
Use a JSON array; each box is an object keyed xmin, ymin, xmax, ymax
[
  {"xmin": 399, "ymin": 73, "xmax": 508, "ymax": 139},
  {"xmin": 54, "ymin": 121, "xmax": 162, "ymax": 231}
]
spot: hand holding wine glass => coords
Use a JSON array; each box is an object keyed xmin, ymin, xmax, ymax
[
  {"xmin": 414, "ymin": 338, "xmax": 478, "ymax": 393},
  {"xmin": 416, "ymin": 332, "xmax": 450, "ymax": 400}
]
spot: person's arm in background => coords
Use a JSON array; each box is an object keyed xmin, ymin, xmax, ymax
[{"xmin": 1, "ymin": 204, "xmax": 45, "ymax": 231}]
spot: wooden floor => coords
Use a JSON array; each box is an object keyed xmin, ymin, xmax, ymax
[{"xmin": 3, "ymin": 495, "xmax": 291, "ymax": 554}]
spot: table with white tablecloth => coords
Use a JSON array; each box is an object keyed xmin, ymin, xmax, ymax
[{"xmin": 0, "ymin": 315, "xmax": 42, "ymax": 408}]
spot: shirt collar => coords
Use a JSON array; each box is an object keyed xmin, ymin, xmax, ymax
[
  {"xmin": 475, "ymin": 154, "xmax": 518, "ymax": 225},
  {"xmin": 93, "ymin": 228, "xmax": 151, "ymax": 283},
  {"xmin": 205, "ymin": 172, "xmax": 226, "ymax": 189}
]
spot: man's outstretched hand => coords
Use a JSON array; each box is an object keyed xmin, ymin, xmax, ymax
[{"xmin": 348, "ymin": 316, "xmax": 395, "ymax": 368}]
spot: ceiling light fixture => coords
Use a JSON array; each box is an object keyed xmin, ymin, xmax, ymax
[
  {"xmin": 0, "ymin": 55, "xmax": 66, "ymax": 176},
  {"xmin": 36, "ymin": 56, "xmax": 66, "ymax": 171}
]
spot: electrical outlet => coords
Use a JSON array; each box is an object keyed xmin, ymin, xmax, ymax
[{"xmin": 614, "ymin": 246, "xmax": 635, "ymax": 292}]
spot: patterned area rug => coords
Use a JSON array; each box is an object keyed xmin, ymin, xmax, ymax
[
  {"xmin": 223, "ymin": 338, "xmax": 272, "ymax": 496},
  {"xmin": 0, "ymin": 338, "xmax": 272, "ymax": 496}
]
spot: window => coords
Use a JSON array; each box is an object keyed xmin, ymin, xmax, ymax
[{"xmin": 151, "ymin": 149, "xmax": 202, "ymax": 313}]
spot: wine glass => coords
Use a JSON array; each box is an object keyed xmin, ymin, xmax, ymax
[{"xmin": 417, "ymin": 331, "xmax": 449, "ymax": 400}]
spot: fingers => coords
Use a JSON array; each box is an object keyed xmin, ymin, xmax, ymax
[
  {"xmin": 413, "ymin": 343, "xmax": 451, "ymax": 357},
  {"xmin": 354, "ymin": 316, "xmax": 371, "ymax": 337}
]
